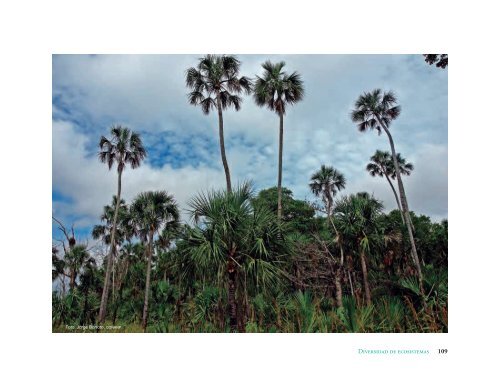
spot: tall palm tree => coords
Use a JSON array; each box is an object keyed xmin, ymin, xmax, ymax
[
  {"xmin": 130, "ymin": 190, "xmax": 180, "ymax": 332},
  {"xmin": 157, "ymin": 221, "xmax": 181, "ymax": 251},
  {"xmin": 78, "ymin": 254, "xmax": 98, "ymax": 325},
  {"xmin": 111, "ymin": 241, "xmax": 136, "ymax": 325},
  {"xmin": 351, "ymin": 89, "xmax": 423, "ymax": 292},
  {"xmin": 335, "ymin": 193, "xmax": 383, "ymax": 305},
  {"xmin": 254, "ymin": 61, "xmax": 304, "ymax": 219},
  {"xmin": 187, "ymin": 182, "xmax": 286, "ymax": 332},
  {"xmin": 52, "ymin": 246, "xmax": 65, "ymax": 286},
  {"xmin": 366, "ymin": 150, "xmax": 414, "ymax": 225},
  {"xmin": 64, "ymin": 245, "xmax": 92, "ymax": 291},
  {"xmin": 97, "ymin": 125, "xmax": 147, "ymax": 324},
  {"xmin": 186, "ymin": 55, "xmax": 252, "ymax": 192},
  {"xmin": 92, "ymin": 196, "xmax": 133, "ymax": 307},
  {"xmin": 309, "ymin": 165, "xmax": 346, "ymax": 306},
  {"xmin": 91, "ymin": 196, "xmax": 129, "ymax": 246},
  {"xmin": 309, "ymin": 165, "xmax": 346, "ymax": 224},
  {"xmin": 52, "ymin": 243, "xmax": 94, "ymax": 294}
]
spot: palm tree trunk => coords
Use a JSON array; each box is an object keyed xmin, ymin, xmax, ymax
[
  {"xmin": 347, "ymin": 268, "xmax": 354, "ymax": 296},
  {"xmin": 326, "ymin": 193, "xmax": 345, "ymax": 266},
  {"xmin": 335, "ymin": 269, "xmax": 343, "ymax": 307},
  {"xmin": 60, "ymin": 276, "xmax": 66, "ymax": 297},
  {"xmin": 277, "ymin": 110, "xmax": 284, "ymax": 219},
  {"xmin": 216, "ymin": 91, "xmax": 232, "ymax": 193},
  {"xmin": 112, "ymin": 263, "xmax": 115, "ymax": 303},
  {"xmin": 112, "ymin": 259, "xmax": 129, "ymax": 325},
  {"xmin": 98, "ymin": 168, "xmax": 122, "ymax": 324},
  {"xmin": 228, "ymin": 272, "xmax": 237, "ymax": 331},
  {"xmin": 326, "ymin": 193, "xmax": 332, "ymax": 221},
  {"xmin": 227, "ymin": 247, "xmax": 237, "ymax": 332},
  {"xmin": 359, "ymin": 249, "xmax": 371, "ymax": 305},
  {"xmin": 112, "ymin": 286, "xmax": 122, "ymax": 326},
  {"xmin": 70, "ymin": 270, "xmax": 76, "ymax": 291},
  {"xmin": 378, "ymin": 121, "xmax": 424, "ymax": 293},
  {"xmin": 326, "ymin": 193, "xmax": 343, "ymax": 307},
  {"xmin": 81, "ymin": 286, "xmax": 90, "ymax": 325},
  {"xmin": 142, "ymin": 229, "xmax": 154, "ymax": 332},
  {"xmin": 244, "ymin": 274, "xmax": 249, "ymax": 330},
  {"xmin": 384, "ymin": 172, "xmax": 405, "ymax": 225}
]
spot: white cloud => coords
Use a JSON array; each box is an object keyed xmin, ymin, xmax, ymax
[
  {"xmin": 52, "ymin": 120, "xmax": 225, "ymax": 227},
  {"xmin": 52, "ymin": 54, "xmax": 448, "ymax": 236}
]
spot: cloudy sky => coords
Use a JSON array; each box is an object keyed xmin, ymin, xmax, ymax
[{"xmin": 52, "ymin": 54, "xmax": 447, "ymax": 241}]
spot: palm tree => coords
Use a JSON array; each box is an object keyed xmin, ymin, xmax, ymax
[
  {"xmin": 254, "ymin": 61, "xmax": 304, "ymax": 219},
  {"xmin": 64, "ymin": 245, "xmax": 92, "ymax": 291},
  {"xmin": 52, "ymin": 246, "xmax": 65, "ymax": 289},
  {"xmin": 157, "ymin": 221, "xmax": 181, "ymax": 251},
  {"xmin": 351, "ymin": 89, "xmax": 423, "ymax": 292},
  {"xmin": 423, "ymin": 54, "xmax": 448, "ymax": 69},
  {"xmin": 92, "ymin": 196, "xmax": 133, "ymax": 310},
  {"xmin": 309, "ymin": 165, "xmax": 346, "ymax": 225},
  {"xmin": 52, "ymin": 242, "xmax": 94, "ymax": 295},
  {"xmin": 187, "ymin": 182, "xmax": 286, "ymax": 332},
  {"xmin": 186, "ymin": 55, "xmax": 252, "ymax": 192},
  {"xmin": 97, "ymin": 125, "xmax": 147, "ymax": 324},
  {"xmin": 335, "ymin": 193, "xmax": 383, "ymax": 305},
  {"xmin": 130, "ymin": 190, "xmax": 180, "ymax": 332},
  {"xmin": 309, "ymin": 165, "xmax": 346, "ymax": 306},
  {"xmin": 78, "ymin": 254, "xmax": 98, "ymax": 325},
  {"xmin": 366, "ymin": 150, "xmax": 414, "ymax": 225},
  {"xmin": 91, "ymin": 196, "xmax": 129, "ymax": 246},
  {"xmin": 111, "ymin": 242, "xmax": 136, "ymax": 325}
]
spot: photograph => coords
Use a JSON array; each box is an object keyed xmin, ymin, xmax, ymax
[
  {"xmin": 52, "ymin": 54, "xmax": 448, "ymax": 333},
  {"xmin": 4, "ymin": 0, "xmax": 500, "ymax": 384}
]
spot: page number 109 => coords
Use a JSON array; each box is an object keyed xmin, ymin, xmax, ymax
[{"xmin": 438, "ymin": 349, "xmax": 448, "ymax": 354}]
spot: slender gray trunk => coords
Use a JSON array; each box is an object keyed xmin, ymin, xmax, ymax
[
  {"xmin": 60, "ymin": 276, "xmax": 66, "ymax": 297},
  {"xmin": 216, "ymin": 91, "xmax": 232, "ymax": 193},
  {"xmin": 326, "ymin": 190, "xmax": 343, "ymax": 307},
  {"xmin": 326, "ymin": 191, "xmax": 344, "ymax": 266},
  {"xmin": 112, "ymin": 263, "xmax": 115, "ymax": 301},
  {"xmin": 112, "ymin": 259, "xmax": 129, "ymax": 325},
  {"xmin": 98, "ymin": 168, "xmax": 122, "ymax": 324},
  {"xmin": 335, "ymin": 269, "xmax": 343, "ymax": 307},
  {"xmin": 70, "ymin": 269, "xmax": 76, "ymax": 291},
  {"xmin": 227, "ymin": 248, "xmax": 237, "ymax": 332},
  {"xmin": 347, "ymin": 268, "xmax": 354, "ymax": 297},
  {"xmin": 384, "ymin": 172, "xmax": 405, "ymax": 225},
  {"xmin": 142, "ymin": 228, "xmax": 154, "ymax": 332},
  {"xmin": 277, "ymin": 110, "xmax": 284, "ymax": 219},
  {"xmin": 80, "ymin": 286, "xmax": 90, "ymax": 326},
  {"xmin": 360, "ymin": 249, "xmax": 371, "ymax": 305},
  {"xmin": 378, "ymin": 120, "xmax": 424, "ymax": 292}
]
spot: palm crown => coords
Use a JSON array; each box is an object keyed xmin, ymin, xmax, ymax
[
  {"xmin": 253, "ymin": 61, "xmax": 304, "ymax": 114},
  {"xmin": 64, "ymin": 245, "xmax": 92, "ymax": 275},
  {"xmin": 99, "ymin": 126, "xmax": 147, "ymax": 172},
  {"xmin": 335, "ymin": 193, "xmax": 383, "ymax": 242},
  {"xmin": 91, "ymin": 196, "xmax": 129, "ymax": 245},
  {"xmin": 186, "ymin": 54, "xmax": 252, "ymax": 114},
  {"xmin": 188, "ymin": 182, "xmax": 255, "ymax": 248},
  {"xmin": 186, "ymin": 182, "xmax": 285, "ymax": 285},
  {"xmin": 350, "ymin": 89, "xmax": 401, "ymax": 133},
  {"xmin": 309, "ymin": 165, "xmax": 346, "ymax": 200},
  {"xmin": 367, "ymin": 150, "xmax": 414, "ymax": 179},
  {"xmin": 131, "ymin": 191, "xmax": 180, "ymax": 239},
  {"xmin": 387, "ymin": 154, "xmax": 413, "ymax": 179},
  {"xmin": 187, "ymin": 182, "xmax": 285, "ymax": 263}
]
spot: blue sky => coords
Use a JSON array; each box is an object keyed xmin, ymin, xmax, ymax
[{"xmin": 52, "ymin": 54, "xmax": 448, "ymax": 243}]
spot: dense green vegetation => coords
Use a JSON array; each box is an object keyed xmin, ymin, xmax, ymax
[{"xmin": 52, "ymin": 55, "xmax": 447, "ymax": 333}]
